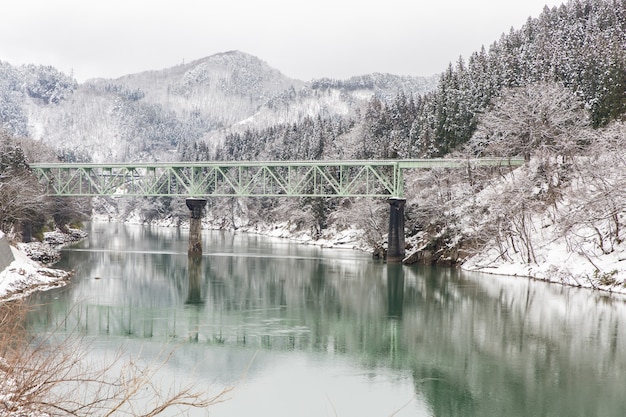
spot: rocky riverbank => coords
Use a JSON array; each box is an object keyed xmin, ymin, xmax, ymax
[{"xmin": 0, "ymin": 229, "xmax": 86, "ymax": 302}]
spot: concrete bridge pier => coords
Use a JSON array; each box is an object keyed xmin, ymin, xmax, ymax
[
  {"xmin": 186, "ymin": 198, "xmax": 207, "ymax": 256},
  {"xmin": 387, "ymin": 197, "xmax": 406, "ymax": 263}
]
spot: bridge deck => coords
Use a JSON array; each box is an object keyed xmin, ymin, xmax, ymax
[{"xmin": 30, "ymin": 158, "xmax": 523, "ymax": 198}]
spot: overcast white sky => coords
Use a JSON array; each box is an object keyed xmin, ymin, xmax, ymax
[{"xmin": 1, "ymin": 0, "xmax": 563, "ymax": 82}]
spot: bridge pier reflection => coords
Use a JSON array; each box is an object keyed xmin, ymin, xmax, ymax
[
  {"xmin": 186, "ymin": 254, "xmax": 203, "ymax": 305},
  {"xmin": 186, "ymin": 198, "xmax": 207, "ymax": 256},
  {"xmin": 387, "ymin": 264, "xmax": 405, "ymax": 318}
]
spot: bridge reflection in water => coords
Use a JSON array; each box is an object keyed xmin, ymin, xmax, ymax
[{"xmin": 29, "ymin": 254, "xmax": 409, "ymax": 350}]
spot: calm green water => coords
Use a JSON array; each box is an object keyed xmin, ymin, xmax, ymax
[{"xmin": 27, "ymin": 222, "xmax": 626, "ymax": 417}]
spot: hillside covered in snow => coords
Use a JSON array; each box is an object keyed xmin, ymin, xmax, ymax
[{"xmin": 0, "ymin": 51, "xmax": 437, "ymax": 163}]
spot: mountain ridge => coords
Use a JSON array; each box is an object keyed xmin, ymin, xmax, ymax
[{"xmin": 0, "ymin": 50, "xmax": 437, "ymax": 162}]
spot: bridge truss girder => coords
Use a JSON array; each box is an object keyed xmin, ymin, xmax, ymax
[
  {"xmin": 31, "ymin": 161, "xmax": 402, "ymax": 198},
  {"xmin": 30, "ymin": 158, "xmax": 523, "ymax": 199}
]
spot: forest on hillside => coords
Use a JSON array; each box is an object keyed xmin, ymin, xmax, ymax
[{"xmin": 192, "ymin": 0, "xmax": 625, "ymax": 164}]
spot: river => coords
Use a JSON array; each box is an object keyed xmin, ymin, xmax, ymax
[{"xmin": 26, "ymin": 222, "xmax": 626, "ymax": 416}]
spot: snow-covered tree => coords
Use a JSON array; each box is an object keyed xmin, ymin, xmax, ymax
[
  {"xmin": 0, "ymin": 133, "xmax": 44, "ymax": 236},
  {"xmin": 0, "ymin": 63, "xmax": 28, "ymax": 137},
  {"xmin": 22, "ymin": 64, "xmax": 77, "ymax": 105},
  {"xmin": 467, "ymin": 82, "xmax": 590, "ymax": 161},
  {"xmin": 560, "ymin": 121, "xmax": 626, "ymax": 254},
  {"xmin": 0, "ymin": 132, "xmax": 88, "ymax": 237}
]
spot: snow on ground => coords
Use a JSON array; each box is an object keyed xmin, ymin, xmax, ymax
[
  {"xmin": 0, "ymin": 230, "xmax": 85, "ymax": 302},
  {"xmin": 236, "ymin": 221, "xmax": 371, "ymax": 251},
  {"xmin": 0, "ymin": 245, "xmax": 71, "ymax": 302},
  {"xmin": 462, "ymin": 226, "xmax": 626, "ymax": 294},
  {"xmin": 104, "ymin": 191, "xmax": 626, "ymax": 296},
  {"xmin": 461, "ymin": 159, "xmax": 626, "ymax": 294}
]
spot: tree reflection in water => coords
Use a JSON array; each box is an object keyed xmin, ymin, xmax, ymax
[{"xmin": 25, "ymin": 223, "xmax": 626, "ymax": 417}]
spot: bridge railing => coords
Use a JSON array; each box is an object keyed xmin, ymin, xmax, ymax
[{"xmin": 30, "ymin": 158, "xmax": 524, "ymax": 198}]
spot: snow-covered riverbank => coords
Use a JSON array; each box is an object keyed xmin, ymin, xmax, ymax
[
  {"xmin": 0, "ymin": 229, "xmax": 86, "ymax": 302},
  {"xmin": 461, "ymin": 217, "xmax": 626, "ymax": 294},
  {"xmin": 457, "ymin": 155, "xmax": 626, "ymax": 295}
]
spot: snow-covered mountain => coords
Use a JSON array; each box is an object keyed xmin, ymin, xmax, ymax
[
  {"xmin": 0, "ymin": 50, "xmax": 437, "ymax": 162},
  {"xmin": 112, "ymin": 51, "xmax": 306, "ymax": 127}
]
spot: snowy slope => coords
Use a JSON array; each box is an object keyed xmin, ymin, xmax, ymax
[
  {"xmin": 461, "ymin": 148, "xmax": 626, "ymax": 294},
  {"xmin": 4, "ymin": 51, "xmax": 437, "ymax": 163}
]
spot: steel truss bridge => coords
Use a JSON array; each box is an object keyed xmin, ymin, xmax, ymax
[{"xmin": 30, "ymin": 158, "xmax": 523, "ymax": 199}]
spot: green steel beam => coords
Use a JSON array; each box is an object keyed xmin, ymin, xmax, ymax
[{"xmin": 30, "ymin": 158, "xmax": 524, "ymax": 198}]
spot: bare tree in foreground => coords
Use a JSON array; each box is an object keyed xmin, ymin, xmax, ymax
[{"xmin": 0, "ymin": 300, "xmax": 232, "ymax": 416}]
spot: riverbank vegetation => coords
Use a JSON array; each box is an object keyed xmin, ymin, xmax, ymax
[{"xmin": 0, "ymin": 131, "xmax": 89, "ymax": 242}]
